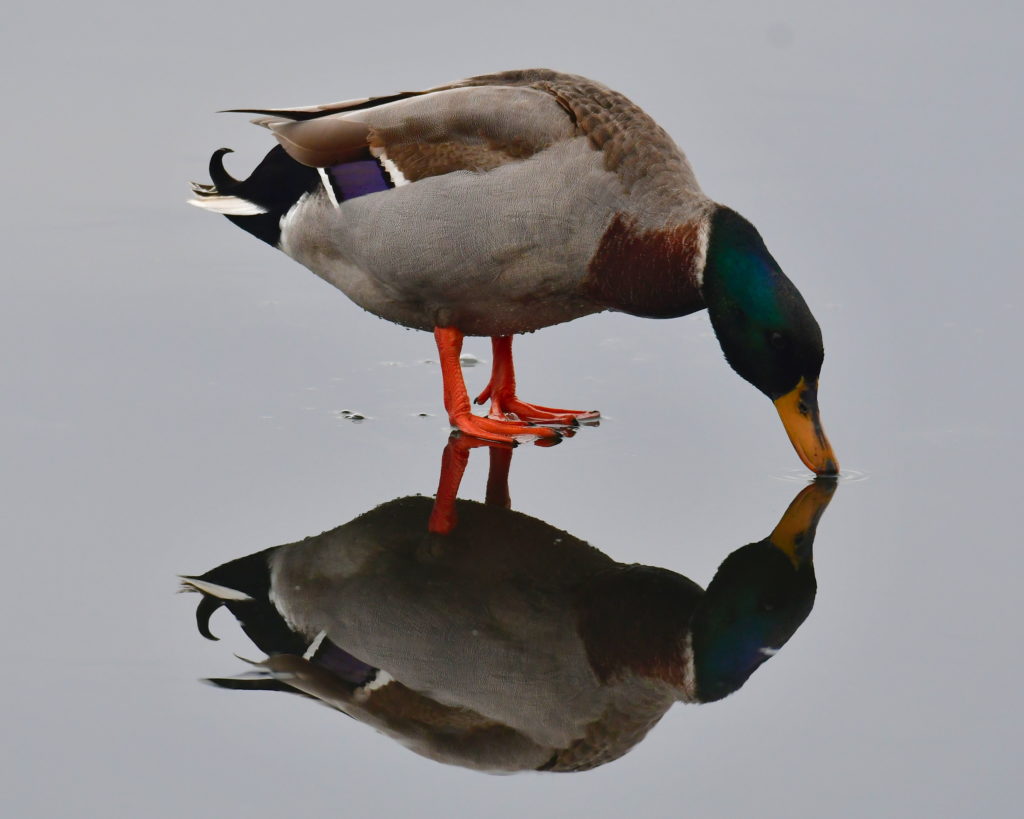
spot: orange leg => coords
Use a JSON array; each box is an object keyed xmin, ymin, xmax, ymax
[
  {"xmin": 474, "ymin": 336, "xmax": 600, "ymax": 424},
  {"xmin": 435, "ymin": 327, "xmax": 560, "ymax": 445}
]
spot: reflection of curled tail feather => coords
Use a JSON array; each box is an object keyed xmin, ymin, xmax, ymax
[{"xmin": 181, "ymin": 442, "xmax": 836, "ymax": 773}]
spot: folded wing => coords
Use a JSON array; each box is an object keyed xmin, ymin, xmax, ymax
[{"xmin": 234, "ymin": 80, "xmax": 579, "ymax": 186}]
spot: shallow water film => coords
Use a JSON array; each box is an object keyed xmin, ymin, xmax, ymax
[{"xmin": 3, "ymin": 2, "xmax": 1021, "ymax": 817}]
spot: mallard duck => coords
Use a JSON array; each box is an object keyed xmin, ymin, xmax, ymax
[
  {"xmin": 181, "ymin": 476, "xmax": 834, "ymax": 772},
  {"xmin": 189, "ymin": 69, "xmax": 838, "ymax": 474}
]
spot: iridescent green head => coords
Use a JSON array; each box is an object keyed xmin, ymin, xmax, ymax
[{"xmin": 702, "ymin": 207, "xmax": 838, "ymax": 474}]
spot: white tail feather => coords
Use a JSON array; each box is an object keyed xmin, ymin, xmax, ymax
[
  {"xmin": 187, "ymin": 195, "xmax": 268, "ymax": 216},
  {"xmin": 180, "ymin": 577, "xmax": 254, "ymax": 601}
]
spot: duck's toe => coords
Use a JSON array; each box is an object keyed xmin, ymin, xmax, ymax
[
  {"xmin": 485, "ymin": 396, "xmax": 600, "ymax": 426},
  {"xmin": 449, "ymin": 411, "xmax": 563, "ymax": 445}
]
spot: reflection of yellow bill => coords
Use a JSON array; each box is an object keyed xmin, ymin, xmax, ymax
[
  {"xmin": 773, "ymin": 378, "xmax": 839, "ymax": 476},
  {"xmin": 769, "ymin": 479, "xmax": 838, "ymax": 567}
]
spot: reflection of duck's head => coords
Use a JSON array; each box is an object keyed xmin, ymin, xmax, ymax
[
  {"xmin": 182, "ymin": 479, "xmax": 835, "ymax": 772},
  {"xmin": 690, "ymin": 480, "xmax": 834, "ymax": 701}
]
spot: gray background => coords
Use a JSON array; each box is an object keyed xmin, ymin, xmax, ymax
[{"xmin": 2, "ymin": 1, "xmax": 1021, "ymax": 817}]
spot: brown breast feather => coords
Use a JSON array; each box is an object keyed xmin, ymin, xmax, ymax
[{"xmin": 583, "ymin": 215, "xmax": 705, "ymax": 318}]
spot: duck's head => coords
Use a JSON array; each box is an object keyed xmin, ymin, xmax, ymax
[{"xmin": 702, "ymin": 207, "xmax": 839, "ymax": 475}]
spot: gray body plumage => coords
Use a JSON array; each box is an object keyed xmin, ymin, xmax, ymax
[
  {"xmin": 224, "ymin": 71, "xmax": 715, "ymax": 336},
  {"xmin": 281, "ymin": 139, "xmax": 613, "ymax": 334},
  {"xmin": 262, "ymin": 497, "xmax": 682, "ymax": 772},
  {"xmin": 184, "ymin": 481, "xmax": 830, "ymax": 771}
]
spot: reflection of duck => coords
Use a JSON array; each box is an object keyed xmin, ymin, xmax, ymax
[
  {"xmin": 188, "ymin": 69, "xmax": 838, "ymax": 473},
  {"xmin": 182, "ymin": 441, "xmax": 835, "ymax": 772}
]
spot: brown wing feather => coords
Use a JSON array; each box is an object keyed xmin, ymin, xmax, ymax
[
  {"xmin": 234, "ymin": 69, "xmax": 698, "ymax": 199},
  {"xmin": 371, "ymin": 139, "xmax": 515, "ymax": 181},
  {"xmin": 237, "ymin": 74, "xmax": 578, "ymax": 176},
  {"xmin": 224, "ymin": 89, "xmax": 428, "ymax": 120},
  {"xmin": 455, "ymin": 70, "xmax": 701, "ymax": 195},
  {"xmin": 262, "ymin": 117, "xmax": 372, "ymax": 167}
]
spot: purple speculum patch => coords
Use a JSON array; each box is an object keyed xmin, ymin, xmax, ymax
[{"xmin": 326, "ymin": 158, "xmax": 393, "ymax": 201}]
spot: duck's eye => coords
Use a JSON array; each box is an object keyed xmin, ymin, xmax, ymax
[{"xmin": 768, "ymin": 331, "xmax": 788, "ymax": 350}]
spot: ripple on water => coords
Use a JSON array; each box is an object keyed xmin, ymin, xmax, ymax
[{"xmin": 770, "ymin": 468, "xmax": 869, "ymax": 483}]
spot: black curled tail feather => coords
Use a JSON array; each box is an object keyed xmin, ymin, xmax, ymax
[
  {"xmin": 190, "ymin": 145, "xmax": 321, "ymax": 246},
  {"xmin": 209, "ymin": 148, "xmax": 241, "ymax": 193}
]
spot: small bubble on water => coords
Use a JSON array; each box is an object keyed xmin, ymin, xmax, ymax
[
  {"xmin": 459, "ymin": 353, "xmax": 482, "ymax": 367},
  {"xmin": 337, "ymin": 409, "xmax": 369, "ymax": 423}
]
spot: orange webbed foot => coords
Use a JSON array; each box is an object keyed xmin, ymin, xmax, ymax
[
  {"xmin": 450, "ymin": 410, "xmax": 562, "ymax": 444},
  {"xmin": 473, "ymin": 390, "xmax": 600, "ymax": 425},
  {"xmin": 473, "ymin": 336, "xmax": 599, "ymax": 425},
  {"xmin": 434, "ymin": 326, "xmax": 564, "ymax": 446}
]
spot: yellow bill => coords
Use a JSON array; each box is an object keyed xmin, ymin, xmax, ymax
[{"xmin": 773, "ymin": 378, "xmax": 839, "ymax": 476}]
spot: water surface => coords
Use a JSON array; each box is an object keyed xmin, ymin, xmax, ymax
[{"xmin": 3, "ymin": 2, "xmax": 1021, "ymax": 816}]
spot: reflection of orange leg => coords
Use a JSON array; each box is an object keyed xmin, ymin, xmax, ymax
[
  {"xmin": 485, "ymin": 445, "xmax": 513, "ymax": 509},
  {"xmin": 435, "ymin": 327, "xmax": 560, "ymax": 444},
  {"xmin": 474, "ymin": 336, "xmax": 600, "ymax": 424},
  {"xmin": 428, "ymin": 436, "xmax": 471, "ymax": 534},
  {"xmin": 428, "ymin": 435, "xmax": 514, "ymax": 534}
]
